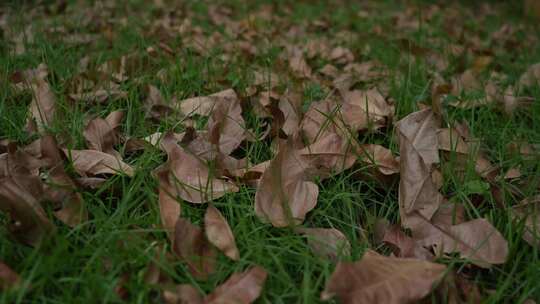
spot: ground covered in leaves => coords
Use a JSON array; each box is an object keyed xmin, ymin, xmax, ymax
[{"xmin": 1, "ymin": 1, "xmax": 540, "ymax": 303}]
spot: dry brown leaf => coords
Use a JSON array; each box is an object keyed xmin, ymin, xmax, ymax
[
  {"xmin": 0, "ymin": 262, "xmax": 20, "ymax": 291},
  {"xmin": 288, "ymin": 47, "xmax": 312, "ymax": 78},
  {"xmin": 204, "ymin": 205, "xmax": 240, "ymax": 261},
  {"xmin": 25, "ymin": 64, "xmax": 56, "ymax": 133},
  {"xmin": 204, "ymin": 266, "xmax": 268, "ymax": 304},
  {"xmin": 414, "ymin": 218, "xmax": 508, "ymax": 267},
  {"xmin": 358, "ymin": 144, "xmax": 400, "ymax": 175},
  {"xmin": 229, "ymin": 161, "xmax": 270, "ymax": 187},
  {"xmin": 0, "ymin": 173, "xmax": 55, "ymax": 246},
  {"xmin": 519, "ymin": 62, "xmax": 540, "ymax": 87},
  {"xmin": 69, "ymin": 86, "xmax": 128, "ymax": 104},
  {"xmin": 63, "ymin": 149, "xmax": 134, "ymax": 176},
  {"xmin": 382, "ymin": 225, "xmax": 434, "ymax": 260},
  {"xmin": 145, "ymin": 85, "xmax": 174, "ymax": 120},
  {"xmin": 83, "ymin": 111, "xmax": 124, "ymax": 155},
  {"xmin": 396, "ymin": 109, "xmax": 443, "ymax": 229},
  {"xmin": 164, "ymin": 284, "xmax": 203, "ymax": 304},
  {"xmin": 255, "ymin": 141, "xmax": 318, "ymax": 227},
  {"xmin": 341, "ymin": 89, "xmax": 393, "ymax": 131},
  {"xmin": 178, "ymin": 89, "xmax": 238, "ymax": 117},
  {"xmin": 163, "ymin": 138, "xmax": 238, "ymax": 204},
  {"xmin": 511, "ymin": 196, "xmax": 540, "ymax": 248},
  {"xmin": 278, "ymin": 90, "xmax": 302, "ymax": 136},
  {"xmin": 207, "ymin": 91, "xmax": 246, "ymax": 155},
  {"xmin": 437, "ymin": 128, "xmax": 497, "ymax": 179},
  {"xmin": 173, "ymin": 217, "xmax": 217, "ymax": 280},
  {"xmin": 296, "ymin": 227, "xmax": 351, "ymax": 261},
  {"xmin": 41, "ymin": 136, "xmax": 87, "ymax": 227},
  {"xmin": 321, "ymin": 250, "xmax": 446, "ymax": 304},
  {"xmin": 299, "ymin": 133, "xmax": 357, "ymax": 178},
  {"xmin": 300, "ymin": 98, "xmax": 345, "ymax": 144},
  {"xmin": 156, "ymin": 167, "xmax": 181, "ymax": 239}
]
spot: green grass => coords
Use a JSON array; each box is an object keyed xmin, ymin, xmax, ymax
[{"xmin": 1, "ymin": 0, "xmax": 540, "ymax": 303}]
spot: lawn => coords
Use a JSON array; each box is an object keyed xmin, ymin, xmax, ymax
[{"xmin": 1, "ymin": 0, "xmax": 540, "ymax": 303}]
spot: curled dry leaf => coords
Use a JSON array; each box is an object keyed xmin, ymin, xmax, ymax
[
  {"xmin": 358, "ymin": 144, "xmax": 400, "ymax": 175},
  {"xmin": 341, "ymin": 88, "xmax": 393, "ymax": 131},
  {"xmin": 0, "ymin": 172, "xmax": 55, "ymax": 246},
  {"xmin": 321, "ymin": 250, "xmax": 446, "ymax": 304},
  {"xmin": 156, "ymin": 167, "xmax": 181, "ymax": 239},
  {"xmin": 255, "ymin": 141, "xmax": 318, "ymax": 227},
  {"xmin": 381, "ymin": 224, "xmax": 434, "ymax": 260},
  {"xmin": 41, "ymin": 136, "xmax": 87, "ymax": 227},
  {"xmin": 229, "ymin": 160, "xmax": 270, "ymax": 187},
  {"xmin": 396, "ymin": 109, "xmax": 443, "ymax": 229},
  {"xmin": 178, "ymin": 89, "xmax": 238, "ymax": 117},
  {"xmin": 83, "ymin": 110, "xmax": 124, "ymax": 155},
  {"xmin": 204, "ymin": 205, "xmax": 240, "ymax": 261},
  {"xmin": 278, "ymin": 90, "xmax": 302, "ymax": 136},
  {"xmin": 0, "ymin": 262, "xmax": 20, "ymax": 291},
  {"xmin": 296, "ymin": 227, "xmax": 351, "ymax": 261},
  {"xmin": 145, "ymin": 85, "xmax": 174, "ymax": 120},
  {"xmin": 204, "ymin": 266, "xmax": 268, "ymax": 304},
  {"xmin": 300, "ymin": 98, "xmax": 345, "ymax": 144},
  {"xmin": 414, "ymin": 217, "xmax": 508, "ymax": 267},
  {"xmin": 299, "ymin": 133, "xmax": 357, "ymax": 178},
  {"xmin": 173, "ymin": 217, "xmax": 217, "ymax": 280},
  {"xmin": 437, "ymin": 128, "xmax": 497, "ymax": 179},
  {"xmin": 163, "ymin": 137, "xmax": 238, "ymax": 204},
  {"xmin": 519, "ymin": 62, "xmax": 540, "ymax": 88},
  {"xmin": 25, "ymin": 64, "xmax": 56, "ymax": 133},
  {"xmin": 69, "ymin": 85, "xmax": 128, "ymax": 104},
  {"xmin": 511, "ymin": 196, "xmax": 540, "ymax": 248},
  {"xmin": 63, "ymin": 149, "xmax": 134, "ymax": 176},
  {"xmin": 207, "ymin": 91, "xmax": 246, "ymax": 155},
  {"xmin": 288, "ymin": 47, "xmax": 312, "ymax": 79},
  {"xmin": 163, "ymin": 284, "xmax": 203, "ymax": 304}
]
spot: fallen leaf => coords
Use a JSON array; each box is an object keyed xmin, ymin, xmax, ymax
[
  {"xmin": 300, "ymin": 98, "xmax": 345, "ymax": 144},
  {"xmin": 207, "ymin": 91, "xmax": 246, "ymax": 155},
  {"xmin": 173, "ymin": 217, "xmax": 217, "ymax": 280},
  {"xmin": 0, "ymin": 262, "xmax": 20, "ymax": 291},
  {"xmin": 63, "ymin": 149, "xmax": 134, "ymax": 176},
  {"xmin": 204, "ymin": 205, "xmax": 240, "ymax": 261},
  {"xmin": 296, "ymin": 227, "xmax": 351, "ymax": 261},
  {"xmin": 278, "ymin": 90, "xmax": 302, "ymax": 136},
  {"xmin": 358, "ymin": 144, "xmax": 400, "ymax": 175},
  {"xmin": 519, "ymin": 62, "xmax": 540, "ymax": 88},
  {"xmin": 511, "ymin": 196, "xmax": 540, "ymax": 248},
  {"xmin": 341, "ymin": 89, "xmax": 393, "ymax": 131},
  {"xmin": 381, "ymin": 225, "xmax": 434, "ymax": 260},
  {"xmin": 178, "ymin": 89, "xmax": 238, "ymax": 117},
  {"xmin": 68, "ymin": 85, "xmax": 128, "ymax": 104},
  {"xmin": 229, "ymin": 161, "xmax": 270, "ymax": 187},
  {"xmin": 164, "ymin": 284, "xmax": 203, "ymax": 304},
  {"xmin": 396, "ymin": 109, "xmax": 443, "ymax": 229},
  {"xmin": 41, "ymin": 136, "xmax": 87, "ymax": 227},
  {"xmin": 437, "ymin": 128, "xmax": 497, "ymax": 179},
  {"xmin": 156, "ymin": 167, "xmax": 181, "ymax": 239},
  {"xmin": 255, "ymin": 141, "xmax": 318, "ymax": 227},
  {"xmin": 145, "ymin": 85, "xmax": 174, "ymax": 119},
  {"xmin": 321, "ymin": 250, "xmax": 446, "ymax": 304},
  {"xmin": 83, "ymin": 111, "xmax": 124, "ymax": 155},
  {"xmin": 163, "ymin": 137, "xmax": 238, "ymax": 204},
  {"xmin": 299, "ymin": 133, "xmax": 357, "ymax": 178},
  {"xmin": 204, "ymin": 266, "xmax": 268, "ymax": 304},
  {"xmin": 414, "ymin": 218, "xmax": 508, "ymax": 267},
  {"xmin": 0, "ymin": 172, "xmax": 55, "ymax": 246},
  {"xmin": 288, "ymin": 47, "xmax": 312, "ymax": 78},
  {"xmin": 25, "ymin": 64, "xmax": 56, "ymax": 133}
]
